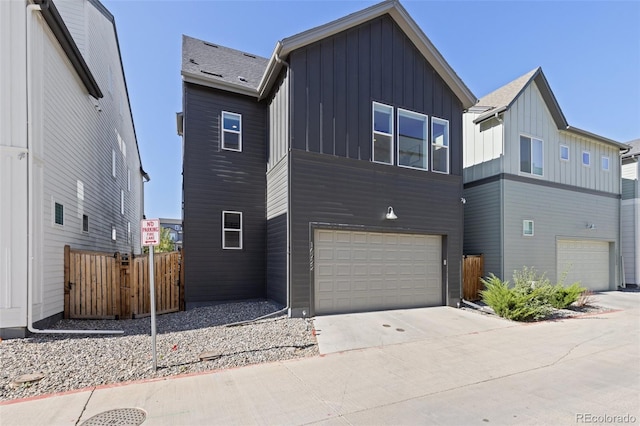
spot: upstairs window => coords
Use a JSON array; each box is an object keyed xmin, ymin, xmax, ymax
[
  {"xmin": 398, "ymin": 109, "xmax": 427, "ymax": 170},
  {"xmin": 582, "ymin": 151, "xmax": 591, "ymax": 167},
  {"xmin": 560, "ymin": 145, "xmax": 569, "ymax": 161},
  {"xmin": 520, "ymin": 136, "xmax": 543, "ymax": 176},
  {"xmin": 372, "ymin": 102, "xmax": 393, "ymax": 165},
  {"xmin": 222, "ymin": 111, "xmax": 242, "ymax": 151},
  {"xmin": 602, "ymin": 156, "xmax": 610, "ymax": 171},
  {"xmin": 222, "ymin": 211, "xmax": 242, "ymax": 249},
  {"xmin": 431, "ymin": 118, "xmax": 450, "ymax": 174},
  {"xmin": 523, "ymin": 220, "xmax": 534, "ymax": 236}
]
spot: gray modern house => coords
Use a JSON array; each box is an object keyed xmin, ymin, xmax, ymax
[
  {"xmin": 179, "ymin": 0, "xmax": 476, "ymax": 316},
  {"xmin": 622, "ymin": 139, "xmax": 640, "ymax": 287},
  {"xmin": 1, "ymin": 0, "xmax": 147, "ymax": 338},
  {"xmin": 463, "ymin": 67, "xmax": 628, "ymax": 291}
]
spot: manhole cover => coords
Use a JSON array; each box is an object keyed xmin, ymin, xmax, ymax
[{"xmin": 80, "ymin": 408, "xmax": 146, "ymax": 426}]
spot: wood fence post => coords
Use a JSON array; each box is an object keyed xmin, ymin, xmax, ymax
[{"xmin": 64, "ymin": 245, "xmax": 70, "ymax": 319}]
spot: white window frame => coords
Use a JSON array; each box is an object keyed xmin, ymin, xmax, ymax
[
  {"xmin": 582, "ymin": 151, "xmax": 591, "ymax": 167},
  {"xmin": 53, "ymin": 200, "xmax": 64, "ymax": 227},
  {"xmin": 519, "ymin": 135, "xmax": 544, "ymax": 177},
  {"xmin": 111, "ymin": 225, "xmax": 117, "ymax": 241},
  {"xmin": 397, "ymin": 108, "xmax": 428, "ymax": 171},
  {"xmin": 372, "ymin": 102, "xmax": 394, "ymax": 165},
  {"xmin": 112, "ymin": 149, "xmax": 116, "ymax": 178},
  {"xmin": 601, "ymin": 156, "xmax": 610, "ymax": 171},
  {"xmin": 127, "ymin": 169, "xmax": 131, "ymax": 191},
  {"xmin": 120, "ymin": 190, "xmax": 125, "ymax": 215},
  {"xmin": 560, "ymin": 144, "xmax": 569, "ymax": 161},
  {"xmin": 523, "ymin": 220, "xmax": 534, "ymax": 237},
  {"xmin": 127, "ymin": 222, "xmax": 131, "ymax": 243},
  {"xmin": 221, "ymin": 111, "xmax": 242, "ymax": 152},
  {"xmin": 431, "ymin": 117, "xmax": 450, "ymax": 174},
  {"xmin": 222, "ymin": 211, "xmax": 243, "ymax": 250}
]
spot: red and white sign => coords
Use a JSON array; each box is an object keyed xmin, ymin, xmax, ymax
[{"xmin": 141, "ymin": 219, "xmax": 160, "ymax": 246}]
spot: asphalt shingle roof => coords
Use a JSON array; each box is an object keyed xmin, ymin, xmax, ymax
[
  {"xmin": 476, "ymin": 68, "xmax": 539, "ymax": 111},
  {"xmin": 182, "ymin": 35, "xmax": 269, "ymax": 91},
  {"xmin": 624, "ymin": 139, "xmax": 640, "ymax": 157}
]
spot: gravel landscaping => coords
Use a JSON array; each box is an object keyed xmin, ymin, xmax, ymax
[{"xmin": 0, "ymin": 300, "xmax": 318, "ymax": 402}]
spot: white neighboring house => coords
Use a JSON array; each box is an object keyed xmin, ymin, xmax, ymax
[
  {"xmin": 622, "ymin": 139, "xmax": 640, "ymax": 287},
  {"xmin": 0, "ymin": 0, "xmax": 148, "ymax": 338},
  {"xmin": 463, "ymin": 67, "xmax": 628, "ymax": 292}
]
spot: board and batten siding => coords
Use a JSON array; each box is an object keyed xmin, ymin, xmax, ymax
[
  {"xmin": 289, "ymin": 14, "xmax": 463, "ymax": 175},
  {"xmin": 289, "ymin": 150, "xmax": 463, "ymax": 315},
  {"xmin": 502, "ymin": 179, "xmax": 619, "ymax": 287},
  {"xmin": 502, "ymin": 82, "xmax": 620, "ymax": 193},
  {"xmin": 463, "ymin": 179, "xmax": 503, "ymax": 280},
  {"xmin": 463, "ymin": 113, "xmax": 504, "ymax": 183},
  {"xmin": 182, "ymin": 83, "xmax": 267, "ymax": 305},
  {"xmin": 267, "ymin": 69, "xmax": 289, "ymax": 171}
]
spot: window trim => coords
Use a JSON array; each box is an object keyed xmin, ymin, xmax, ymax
[
  {"xmin": 519, "ymin": 134, "xmax": 544, "ymax": 177},
  {"xmin": 582, "ymin": 151, "xmax": 591, "ymax": 167},
  {"xmin": 222, "ymin": 210, "xmax": 243, "ymax": 250},
  {"xmin": 397, "ymin": 108, "xmax": 428, "ymax": 171},
  {"xmin": 601, "ymin": 156, "xmax": 610, "ymax": 171},
  {"xmin": 560, "ymin": 144, "xmax": 569, "ymax": 162},
  {"xmin": 221, "ymin": 111, "xmax": 242, "ymax": 152},
  {"xmin": 53, "ymin": 200, "xmax": 64, "ymax": 227},
  {"xmin": 82, "ymin": 214, "xmax": 89, "ymax": 233},
  {"xmin": 523, "ymin": 220, "xmax": 534, "ymax": 237},
  {"xmin": 372, "ymin": 101, "xmax": 394, "ymax": 165},
  {"xmin": 431, "ymin": 117, "xmax": 450, "ymax": 174}
]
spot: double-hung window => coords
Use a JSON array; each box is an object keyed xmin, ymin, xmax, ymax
[
  {"xmin": 221, "ymin": 111, "xmax": 242, "ymax": 151},
  {"xmin": 431, "ymin": 118, "xmax": 450, "ymax": 174},
  {"xmin": 520, "ymin": 135, "xmax": 543, "ymax": 176},
  {"xmin": 222, "ymin": 211, "xmax": 242, "ymax": 249},
  {"xmin": 398, "ymin": 109, "xmax": 427, "ymax": 170},
  {"xmin": 372, "ymin": 102, "xmax": 393, "ymax": 165}
]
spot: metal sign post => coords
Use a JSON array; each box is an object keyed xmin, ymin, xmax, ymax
[{"xmin": 141, "ymin": 219, "xmax": 160, "ymax": 371}]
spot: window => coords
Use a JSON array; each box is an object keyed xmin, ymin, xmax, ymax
[
  {"xmin": 112, "ymin": 149, "xmax": 116, "ymax": 177},
  {"xmin": 222, "ymin": 211, "xmax": 242, "ymax": 249},
  {"xmin": 111, "ymin": 225, "xmax": 117, "ymax": 241},
  {"xmin": 120, "ymin": 190, "xmax": 125, "ymax": 215},
  {"xmin": 372, "ymin": 102, "xmax": 393, "ymax": 164},
  {"xmin": 127, "ymin": 169, "xmax": 131, "ymax": 191},
  {"xmin": 582, "ymin": 151, "xmax": 591, "ymax": 166},
  {"xmin": 523, "ymin": 220, "xmax": 534, "ymax": 236},
  {"xmin": 83, "ymin": 214, "xmax": 89, "ymax": 232},
  {"xmin": 602, "ymin": 156, "xmax": 610, "ymax": 171},
  {"xmin": 431, "ymin": 117, "xmax": 450, "ymax": 174},
  {"xmin": 520, "ymin": 136, "xmax": 543, "ymax": 176},
  {"xmin": 54, "ymin": 202, "xmax": 64, "ymax": 226},
  {"xmin": 560, "ymin": 145, "xmax": 569, "ymax": 161},
  {"xmin": 397, "ymin": 109, "xmax": 427, "ymax": 170},
  {"xmin": 221, "ymin": 111, "xmax": 242, "ymax": 151},
  {"xmin": 127, "ymin": 222, "xmax": 131, "ymax": 243}
]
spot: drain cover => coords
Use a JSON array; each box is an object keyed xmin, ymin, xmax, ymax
[{"xmin": 80, "ymin": 408, "xmax": 146, "ymax": 426}]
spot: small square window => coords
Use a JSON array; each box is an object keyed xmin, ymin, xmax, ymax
[
  {"xmin": 602, "ymin": 156, "xmax": 610, "ymax": 171},
  {"xmin": 523, "ymin": 220, "xmax": 534, "ymax": 236},
  {"xmin": 560, "ymin": 145, "xmax": 569, "ymax": 161},
  {"xmin": 54, "ymin": 202, "xmax": 64, "ymax": 226},
  {"xmin": 82, "ymin": 214, "xmax": 89, "ymax": 232},
  {"xmin": 222, "ymin": 111, "xmax": 242, "ymax": 151},
  {"xmin": 222, "ymin": 211, "xmax": 242, "ymax": 249},
  {"xmin": 582, "ymin": 151, "xmax": 591, "ymax": 166}
]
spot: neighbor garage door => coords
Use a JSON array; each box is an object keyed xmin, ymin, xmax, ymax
[
  {"xmin": 314, "ymin": 229, "xmax": 442, "ymax": 315},
  {"xmin": 557, "ymin": 239, "xmax": 610, "ymax": 291}
]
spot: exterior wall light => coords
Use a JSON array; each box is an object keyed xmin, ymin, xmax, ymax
[{"xmin": 385, "ymin": 206, "xmax": 398, "ymax": 220}]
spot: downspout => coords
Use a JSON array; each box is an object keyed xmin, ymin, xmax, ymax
[
  {"xmin": 619, "ymin": 146, "xmax": 631, "ymax": 288},
  {"xmin": 25, "ymin": 2, "xmax": 121, "ymax": 335}
]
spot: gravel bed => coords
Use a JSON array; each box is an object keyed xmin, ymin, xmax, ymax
[
  {"xmin": 461, "ymin": 301, "xmax": 614, "ymax": 321},
  {"xmin": 0, "ymin": 300, "xmax": 318, "ymax": 402}
]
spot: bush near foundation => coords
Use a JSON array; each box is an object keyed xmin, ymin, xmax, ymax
[{"xmin": 480, "ymin": 267, "xmax": 587, "ymax": 321}]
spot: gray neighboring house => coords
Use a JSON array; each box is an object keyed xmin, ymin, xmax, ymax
[
  {"xmin": 179, "ymin": 0, "xmax": 477, "ymax": 316},
  {"xmin": 463, "ymin": 67, "xmax": 628, "ymax": 291},
  {"xmin": 160, "ymin": 218, "xmax": 183, "ymax": 251},
  {"xmin": 622, "ymin": 139, "xmax": 640, "ymax": 287},
  {"xmin": 1, "ymin": 0, "xmax": 147, "ymax": 338}
]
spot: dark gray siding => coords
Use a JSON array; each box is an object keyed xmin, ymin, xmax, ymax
[
  {"xmin": 267, "ymin": 213, "xmax": 287, "ymax": 304},
  {"xmin": 289, "ymin": 14, "xmax": 463, "ymax": 175},
  {"xmin": 289, "ymin": 150, "xmax": 463, "ymax": 314},
  {"xmin": 182, "ymin": 83, "xmax": 266, "ymax": 304}
]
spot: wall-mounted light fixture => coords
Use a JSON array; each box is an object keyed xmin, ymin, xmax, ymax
[{"xmin": 385, "ymin": 206, "xmax": 397, "ymax": 220}]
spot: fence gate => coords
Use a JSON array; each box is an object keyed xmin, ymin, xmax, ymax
[
  {"xmin": 64, "ymin": 246, "xmax": 183, "ymax": 319},
  {"xmin": 463, "ymin": 254, "xmax": 484, "ymax": 301}
]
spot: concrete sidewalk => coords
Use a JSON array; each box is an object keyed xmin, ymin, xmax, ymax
[{"xmin": 1, "ymin": 291, "xmax": 638, "ymax": 425}]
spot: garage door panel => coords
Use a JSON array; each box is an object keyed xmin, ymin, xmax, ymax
[
  {"xmin": 557, "ymin": 240, "xmax": 610, "ymax": 291},
  {"xmin": 314, "ymin": 230, "xmax": 442, "ymax": 314}
]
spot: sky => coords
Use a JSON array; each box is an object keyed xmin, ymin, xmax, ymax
[{"xmin": 101, "ymin": 0, "xmax": 640, "ymax": 220}]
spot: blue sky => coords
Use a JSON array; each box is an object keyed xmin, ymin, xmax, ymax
[{"xmin": 102, "ymin": 0, "xmax": 640, "ymax": 220}]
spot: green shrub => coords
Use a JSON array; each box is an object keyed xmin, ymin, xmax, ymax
[
  {"xmin": 549, "ymin": 282, "xmax": 586, "ymax": 309},
  {"xmin": 480, "ymin": 273, "xmax": 552, "ymax": 321}
]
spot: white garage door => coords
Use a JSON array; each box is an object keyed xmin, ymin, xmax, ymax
[
  {"xmin": 314, "ymin": 229, "xmax": 442, "ymax": 315},
  {"xmin": 557, "ymin": 240, "xmax": 610, "ymax": 291}
]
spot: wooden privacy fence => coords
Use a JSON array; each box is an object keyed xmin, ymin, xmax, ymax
[
  {"xmin": 64, "ymin": 245, "xmax": 183, "ymax": 320},
  {"xmin": 463, "ymin": 254, "xmax": 484, "ymax": 301}
]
